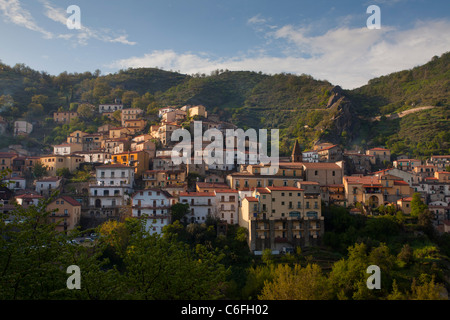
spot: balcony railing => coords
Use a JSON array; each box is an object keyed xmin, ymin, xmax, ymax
[
  {"xmin": 132, "ymin": 205, "xmax": 171, "ymax": 210},
  {"xmin": 364, "ymin": 190, "xmax": 381, "ymax": 194}
]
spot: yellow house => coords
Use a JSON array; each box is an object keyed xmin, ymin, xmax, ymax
[
  {"xmin": 123, "ymin": 119, "xmax": 147, "ymax": 134},
  {"xmin": 0, "ymin": 152, "xmax": 18, "ymax": 178},
  {"xmin": 344, "ymin": 174, "xmax": 414, "ymax": 209},
  {"xmin": 111, "ymin": 151, "xmax": 150, "ymax": 177},
  {"xmin": 46, "ymin": 196, "xmax": 82, "ymax": 233},
  {"xmin": 39, "ymin": 154, "xmax": 84, "ymax": 176},
  {"xmin": 366, "ymin": 147, "xmax": 391, "ymax": 164},
  {"xmin": 435, "ymin": 171, "xmax": 450, "ymax": 183},
  {"xmin": 240, "ymin": 186, "xmax": 323, "ymax": 252},
  {"xmin": 226, "ymin": 162, "xmax": 305, "ymax": 191},
  {"xmin": 53, "ymin": 111, "xmax": 78, "ymax": 124},
  {"xmin": 67, "ymin": 130, "xmax": 88, "ymax": 144},
  {"xmin": 142, "ymin": 170, "xmax": 186, "ymax": 188},
  {"xmin": 109, "ymin": 127, "xmax": 133, "ymax": 139},
  {"xmin": 343, "ymin": 175, "xmax": 384, "ymax": 209},
  {"xmin": 396, "ymin": 197, "xmax": 412, "ymax": 215},
  {"xmin": 188, "ymin": 105, "xmax": 208, "ymax": 118}
]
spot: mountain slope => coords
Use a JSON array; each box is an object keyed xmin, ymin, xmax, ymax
[{"xmin": 0, "ymin": 52, "xmax": 448, "ymax": 158}]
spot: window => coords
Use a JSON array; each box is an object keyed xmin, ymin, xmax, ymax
[{"xmin": 315, "ymin": 170, "xmax": 318, "ymax": 176}]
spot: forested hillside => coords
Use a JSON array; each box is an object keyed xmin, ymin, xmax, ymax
[{"xmin": 0, "ymin": 52, "xmax": 448, "ymax": 157}]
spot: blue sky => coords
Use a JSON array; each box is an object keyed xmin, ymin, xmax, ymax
[{"xmin": 0, "ymin": 0, "xmax": 449, "ymax": 89}]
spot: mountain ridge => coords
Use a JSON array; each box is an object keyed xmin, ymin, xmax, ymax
[{"xmin": 0, "ymin": 52, "xmax": 448, "ymax": 158}]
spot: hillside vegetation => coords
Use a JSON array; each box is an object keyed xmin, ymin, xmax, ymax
[{"xmin": 0, "ymin": 52, "xmax": 448, "ymax": 157}]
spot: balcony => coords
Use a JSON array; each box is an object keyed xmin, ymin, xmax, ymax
[
  {"xmin": 132, "ymin": 205, "xmax": 171, "ymax": 210},
  {"xmin": 91, "ymin": 193, "xmax": 123, "ymax": 198},
  {"xmin": 274, "ymin": 237, "xmax": 288, "ymax": 243},
  {"xmin": 364, "ymin": 190, "xmax": 381, "ymax": 194},
  {"xmin": 288, "ymin": 211, "xmax": 301, "ymax": 218}
]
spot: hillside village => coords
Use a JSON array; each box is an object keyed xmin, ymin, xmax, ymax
[{"xmin": 1, "ymin": 101, "xmax": 449, "ymax": 254}]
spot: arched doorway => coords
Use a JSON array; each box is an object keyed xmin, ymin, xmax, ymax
[
  {"xmin": 369, "ymin": 196, "xmax": 379, "ymax": 209},
  {"xmin": 95, "ymin": 199, "xmax": 101, "ymax": 208}
]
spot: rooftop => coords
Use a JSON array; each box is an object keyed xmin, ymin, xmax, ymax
[
  {"xmin": 53, "ymin": 196, "xmax": 81, "ymax": 207},
  {"xmin": 179, "ymin": 192, "xmax": 216, "ymax": 197}
]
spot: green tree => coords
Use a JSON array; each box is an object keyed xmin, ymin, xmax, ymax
[
  {"xmin": 32, "ymin": 162, "xmax": 48, "ymax": 179},
  {"xmin": 409, "ymin": 275, "xmax": 447, "ymax": 300},
  {"xmin": 113, "ymin": 220, "xmax": 229, "ymax": 299},
  {"xmin": 0, "ymin": 195, "xmax": 72, "ymax": 299},
  {"xmin": 56, "ymin": 167, "xmax": 71, "ymax": 179},
  {"xmin": 112, "ymin": 109, "xmax": 122, "ymax": 122},
  {"xmin": 241, "ymin": 264, "xmax": 274, "ymax": 300},
  {"xmin": 259, "ymin": 264, "xmax": 331, "ymax": 300},
  {"xmin": 328, "ymin": 243, "xmax": 399, "ymax": 300},
  {"xmin": 411, "ymin": 193, "xmax": 427, "ymax": 218},
  {"xmin": 121, "ymin": 91, "xmax": 140, "ymax": 107},
  {"xmin": 77, "ymin": 104, "xmax": 94, "ymax": 119},
  {"xmin": 170, "ymin": 203, "xmax": 190, "ymax": 224},
  {"xmin": 31, "ymin": 94, "xmax": 48, "ymax": 105},
  {"xmin": 397, "ymin": 244, "xmax": 414, "ymax": 266}
]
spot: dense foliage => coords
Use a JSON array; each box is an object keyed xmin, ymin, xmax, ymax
[{"xmin": 1, "ymin": 52, "xmax": 448, "ymax": 156}]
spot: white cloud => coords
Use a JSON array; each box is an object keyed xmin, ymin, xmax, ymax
[
  {"xmin": 108, "ymin": 19, "xmax": 450, "ymax": 89},
  {"xmin": 0, "ymin": 0, "xmax": 136, "ymax": 46},
  {"xmin": 0, "ymin": 0, "xmax": 53, "ymax": 38},
  {"xmin": 248, "ymin": 14, "xmax": 267, "ymax": 25},
  {"xmin": 40, "ymin": 0, "xmax": 136, "ymax": 46}
]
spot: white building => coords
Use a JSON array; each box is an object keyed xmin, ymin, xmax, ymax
[
  {"xmin": 302, "ymin": 151, "xmax": 319, "ymax": 163},
  {"xmin": 53, "ymin": 143, "xmax": 83, "ymax": 156},
  {"xmin": 158, "ymin": 107, "xmax": 176, "ymax": 118},
  {"xmin": 214, "ymin": 189, "xmax": 239, "ymax": 224},
  {"xmin": 131, "ymin": 189, "xmax": 176, "ymax": 235},
  {"xmin": 179, "ymin": 192, "xmax": 217, "ymax": 224},
  {"xmin": 89, "ymin": 185, "xmax": 129, "ymax": 208},
  {"xmin": 35, "ymin": 177, "xmax": 62, "ymax": 197},
  {"xmin": 89, "ymin": 164, "xmax": 135, "ymax": 209},
  {"xmin": 95, "ymin": 164, "xmax": 134, "ymax": 188},
  {"xmin": 15, "ymin": 193, "xmax": 43, "ymax": 206},
  {"xmin": 3, "ymin": 177, "xmax": 26, "ymax": 191},
  {"xmin": 99, "ymin": 104, "xmax": 123, "ymax": 113},
  {"xmin": 14, "ymin": 121, "xmax": 33, "ymax": 136},
  {"xmin": 73, "ymin": 150, "xmax": 111, "ymax": 164}
]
